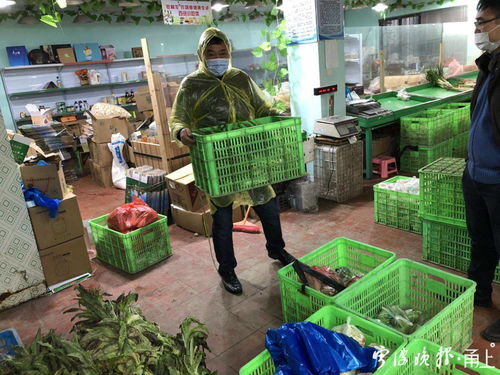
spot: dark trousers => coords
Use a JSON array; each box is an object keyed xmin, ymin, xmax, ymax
[
  {"xmin": 462, "ymin": 170, "xmax": 500, "ymax": 295},
  {"xmin": 212, "ymin": 198, "xmax": 286, "ymax": 273}
]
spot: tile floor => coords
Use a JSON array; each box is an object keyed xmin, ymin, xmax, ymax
[{"xmin": 1, "ymin": 175, "xmax": 498, "ymax": 373}]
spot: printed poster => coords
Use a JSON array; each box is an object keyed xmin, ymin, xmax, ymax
[
  {"xmin": 283, "ymin": 0, "xmax": 318, "ymax": 44},
  {"xmin": 162, "ymin": 0, "xmax": 213, "ymax": 25}
]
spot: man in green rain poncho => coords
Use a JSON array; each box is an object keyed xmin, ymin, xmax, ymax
[{"xmin": 170, "ymin": 27, "xmax": 295, "ymax": 295}]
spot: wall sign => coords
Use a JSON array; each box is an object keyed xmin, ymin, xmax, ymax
[
  {"xmin": 284, "ymin": 0, "xmax": 344, "ymax": 44},
  {"xmin": 162, "ymin": 0, "xmax": 213, "ymax": 25}
]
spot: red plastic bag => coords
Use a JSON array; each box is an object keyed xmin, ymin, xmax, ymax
[{"xmin": 107, "ymin": 197, "xmax": 159, "ymax": 233}]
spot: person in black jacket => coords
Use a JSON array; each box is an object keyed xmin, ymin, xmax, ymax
[{"xmin": 464, "ymin": 0, "xmax": 500, "ymax": 342}]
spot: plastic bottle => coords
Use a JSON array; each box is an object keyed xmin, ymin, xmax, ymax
[
  {"xmin": 56, "ymin": 76, "xmax": 63, "ymax": 88},
  {"xmin": 111, "ymin": 92, "xmax": 117, "ymax": 105},
  {"xmin": 83, "ymin": 100, "xmax": 89, "ymax": 110},
  {"xmin": 130, "ymin": 90, "xmax": 135, "ymax": 103},
  {"xmin": 73, "ymin": 101, "xmax": 78, "ymax": 112}
]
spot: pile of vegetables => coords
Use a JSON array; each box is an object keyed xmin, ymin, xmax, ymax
[
  {"xmin": 305, "ymin": 266, "xmax": 364, "ymax": 297},
  {"xmin": 425, "ymin": 66, "xmax": 465, "ymax": 91},
  {"xmin": 0, "ymin": 286, "xmax": 215, "ymax": 375},
  {"xmin": 375, "ymin": 305, "xmax": 427, "ymax": 335}
]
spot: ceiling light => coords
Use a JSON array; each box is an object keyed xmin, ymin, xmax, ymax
[
  {"xmin": 211, "ymin": 3, "xmax": 228, "ymax": 12},
  {"xmin": 0, "ymin": 0, "xmax": 16, "ymax": 8},
  {"xmin": 372, "ymin": 3, "xmax": 388, "ymax": 13},
  {"xmin": 18, "ymin": 14, "xmax": 39, "ymax": 24}
]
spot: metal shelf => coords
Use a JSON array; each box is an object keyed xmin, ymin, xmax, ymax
[
  {"xmin": 8, "ymin": 80, "xmax": 147, "ymax": 99},
  {"xmin": 2, "ymin": 57, "xmax": 147, "ymax": 71}
]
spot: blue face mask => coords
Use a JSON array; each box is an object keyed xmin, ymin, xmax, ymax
[{"xmin": 206, "ymin": 58, "xmax": 229, "ymax": 77}]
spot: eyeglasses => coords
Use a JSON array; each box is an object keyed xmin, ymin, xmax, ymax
[{"xmin": 474, "ymin": 15, "xmax": 500, "ymax": 28}]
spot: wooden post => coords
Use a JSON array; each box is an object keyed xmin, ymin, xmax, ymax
[
  {"xmin": 380, "ymin": 49, "xmax": 386, "ymax": 93},
  {"xmin": 140, "ymin": 38, "xmax": 190, "ymax": 173}
]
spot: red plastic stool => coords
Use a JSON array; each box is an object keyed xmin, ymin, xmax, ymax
[{"xmin": 372, "ymin": 156, "xmax": 398, "ymax": 178}]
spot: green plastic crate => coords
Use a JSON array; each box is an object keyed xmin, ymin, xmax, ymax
[
  {"xmin": 278, "ymin": 237, "xmax": 396, "ymax": 323},
  {"xmin": 423, "ymin": 219, "xmax": 500, "ymax": 284},
  {"xmin": 400, "ymin": 111, "xmax": 453, "ymax": 147},
  {"xmin": 436, "ymin": 102, "xmax": 471, "ymax": 135},
  {"xmin": 190, "ymin": 116, "xmax": 306, "ymax": 197},
  {"xmin": 239, "ymin": 305, "xmax": 406, "ymax": 375},
  {"xmin": 419, "ymin": 158, "xmax": 466, "ymax": 227},
  {"xmin": 400, "ymin": 139, "xmax": 453, "ymax": 175},
  {"xmin": 335, "ymin": 259, "xmax": 476, "ymax": 353},
  {"xmin": 452, "ymin": 131, "xmax": 469, "ymax": 158},
  {"xmin": 89, "ymin": 214, "xmax": 172, "ymax": 274},
  {"xmin": 374, "ymin": 176, "xmax": 422, "ymax": 234},
  {"xmin": 375, "ymin": 339, "xmax": 498, "ymax": 374}
]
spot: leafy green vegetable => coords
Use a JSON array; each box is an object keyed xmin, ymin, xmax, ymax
[
  {"xmin": 425, "ymin": 66, "xmax": 457, "ymax": 91},
  {"xmin": 0, "ymin": 286, "xmax": 215, "ymax": 375}
]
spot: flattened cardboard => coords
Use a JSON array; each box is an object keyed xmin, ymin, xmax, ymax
[
  {"xmin": 39, "ymin": 236, "xmax": 91, "ymax": 286},
  {"xmin": 28, "ymin": 193, "xmax": 84, "ymax": 250},
  {"xmin": 166, "ymin": 164, "xmax": 206, "ymax": 212}
]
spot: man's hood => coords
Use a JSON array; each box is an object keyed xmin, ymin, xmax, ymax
[{"xmin": 197, "ymin": 27, "xmax": 233, "ymax": 74}]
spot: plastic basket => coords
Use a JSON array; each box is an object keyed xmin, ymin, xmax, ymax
[
  {"xmin": 400, "ymin": 139, "xmax": 453, "ymax": 175},
  {"xmin": 190, "ymin": 116, "xmax": 306, "ymax": 197},
  {"xmin": 335, "ymin": 259, "xmax": 476, "ymax": 353},
  {"xmin": 374, "ymin": 176, "xmax": 421, "ymax": 234},
  {"xmin": 419, "ymin": 157, "xmax": 466, "ymax": 227},
  {"xmin": 239, "ymin": 305, "xmax": 406, "ymax": 375},
  {"xmin": 278, "ymin": 237, "xmax": 396, "ymax": 323},
  {"xmin": 423, "ymin": 219, "xmax": 500, "ymax": 284},
  {"xmin": 89, "ymin": 214, "xmax": 172, "ymax": 274},
  {"xmin": 375, "ymin": 339, "xmax": 498, "ymax": 374},
  {"xmin": 452, "ymin": 131, "xmax": 469, "ymax": 158},
  {"xmin": 400, "ymin": 111, "xmax": 453, "ymax": 147},
  {"xmin": 435, "ymin": 102, "xmax": 471, "ymax": 135}
]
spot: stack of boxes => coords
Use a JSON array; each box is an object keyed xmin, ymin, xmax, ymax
[
  {"xmin": 166, "ymin": 164, "xmax": 243, "ymax": 236},
  {"xmin": 420, "ymin": 157, "xmax": 500, "ymax": 282},
  {"xmin": 88, "ymin": 115, "xmax": 132, "ymax": 187},
  {"xmin": 399, "ymin": 102, "xmax": 471, "ymax": 175},
  {"xmin": 20, "ymin": 156, "xmax": 92, "ymax": 286}
]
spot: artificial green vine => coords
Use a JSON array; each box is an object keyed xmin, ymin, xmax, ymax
[{"xmin": 0, "ymin": 0, "xmax": 456, "ymax": 27}]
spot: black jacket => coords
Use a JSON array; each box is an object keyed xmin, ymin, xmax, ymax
[{"xmin": 471, "ymin": 52, "xmax": 500, "ymax": 146}]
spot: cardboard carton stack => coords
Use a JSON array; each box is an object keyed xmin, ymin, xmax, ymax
[
  {"xmin": 20, "ymin": 156, "xmax": 92, "ymax": 286},
  {"xmin": 88, "ymin": 113, "xmax": 132, "ymax": 187},
  {"xmin": 166, "ymin": 164, "xmax": 243, "ymax": 236}
]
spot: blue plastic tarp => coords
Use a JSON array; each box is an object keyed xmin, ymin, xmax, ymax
[{"xmin": 266, "ymin": 322, "xmax": 379, "ymax": 375}]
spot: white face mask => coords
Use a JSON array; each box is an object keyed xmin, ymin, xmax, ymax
[
  {"xmin": 206, "ymin": 58, "xmax": 229, "ymax": 77},
  {"xmin": 475, "ymin": 25, "xmax": 500, "ymax": 53}
]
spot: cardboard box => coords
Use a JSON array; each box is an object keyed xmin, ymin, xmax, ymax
[
  {"xmin": 89, "ymin": 140, "xmax": 113, "ymax": 166},
  {"xmin": 39, "ymin": 236, "xmax": 92, "ymax": 286},
  {"xmin": 135, "ymin": 86, "xmax": 153, "ymax": 112},
  {"xmin": 90, "ymin": 161, "xmax": 113, "ymax": 187},
  {"xmin": 20, "ymin": 157, "xmax": 67, "ymax": 199},
  {"xmin": 91, "ymin": 117, "xmax": 131, "ymax": 144},
  {"xmin": 171, "ymin": 205, "xmax": 243, "ymax": 236},
  {"xmin": 132, "ymin": 140, "xmax": 161, "ymax": 158},
  {"xmin": 166, "ymin": 164, "xmax": 206, "ymax": 212},
  {"xmin": 73, "ymin": 43, "xmax": 101, "ymax": 62},
  {"xmin": 28, "ymin": 193, "xmax": 84, "ymax": 250}
]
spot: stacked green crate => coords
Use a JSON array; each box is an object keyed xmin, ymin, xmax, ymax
[
  {"xmin": 431, "ymin": 102, "xmax": 471, "ymax": 159},
  {"xmin": 373, "ymin": 176, "xmax": 422, "ymax": 234},
  {"xmin": 419, "ymin": 158, "xmax": 500, "ymax": 282},
  {"xmin": 400, "ymin": 110, "xmax": 454, "ymax": 174}
]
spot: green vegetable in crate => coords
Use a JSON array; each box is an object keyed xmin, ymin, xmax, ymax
[
  {"xmin": 375, "ymin": 305, "xmax": 426, "ymax": 335},
  {"xmin": 335, "ymin": 266, "xmax": 364, "ymax": 287}
]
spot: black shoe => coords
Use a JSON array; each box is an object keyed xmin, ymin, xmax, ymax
[
  {"xmin": 269, "ymin": 249, "xmax": 296, "ymax": 266},
  {"xmin": 481, "ymin": 320, "xmax": 500, "ymax": 342},
  {"xmin": 218, "ymin": 269, "xmax": 242, "ymax": 295},
  {"xmin": 474, "ymin": 290, "xmax": 493, "ymax": 308}
]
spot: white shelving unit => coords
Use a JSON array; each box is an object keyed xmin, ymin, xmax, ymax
[{"xmin": 344, "ymin": 34, "xmax": 363, "ymax": 87}]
